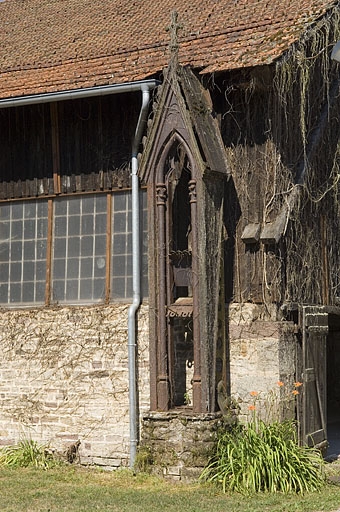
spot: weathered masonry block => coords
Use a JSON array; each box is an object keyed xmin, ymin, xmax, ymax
[
  {"xmin": 228, "ymin": 303, "xmax": 297, "ymax": 422},
  {"xmin": 140, "ymin": 411, "xmax": 223, "ymax": 481}
]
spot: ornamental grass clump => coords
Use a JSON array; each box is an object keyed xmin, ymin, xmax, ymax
[
  {"xmin": 201, "ymin": 383, "xmax": 325, "ymax": 495},
  {"xmin": 0, "ymin": 439, "xmax": 61, "ymax": 469}
]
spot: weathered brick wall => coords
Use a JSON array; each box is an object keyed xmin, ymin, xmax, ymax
[
  {"xmin": 229, "ymin": 303, "xmax": 296, "ymax": 422},
  {"xmin": 0, "ymin": 304, "xmax": 149, "ymax": 468}
]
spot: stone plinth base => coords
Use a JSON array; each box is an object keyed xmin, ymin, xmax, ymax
[{"xmin": 140, "ymin": 410, "xmax": 223, "ymax": 482}]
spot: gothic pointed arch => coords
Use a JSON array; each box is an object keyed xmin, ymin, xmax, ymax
[{"xmin": 139, "ymin": 62, "xmax": 230, "ymax": 413}]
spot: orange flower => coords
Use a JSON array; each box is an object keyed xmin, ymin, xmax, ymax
[
  {"xmin": 294, "ymin": 381, "xmax": 303, "ymax": 388},
  {"xmin": 250, "ymin": 391, "xmax": 258, "ymax": 397},
  {"xmin": 277, "ymin": 381, "xmax": 284, "ymax": 387},
  {"xmin": 292, "ymin": 390, "xmax": 299, "ymax": 395},
  {"xmin": 248, "ymin": 405, "xmax": 256, "ymax": 411}
]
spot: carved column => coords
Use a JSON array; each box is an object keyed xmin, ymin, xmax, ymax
[
  {"xmin": 156, "ymin": 183, "xmax": 170, "ymax": 410},
  {"xmin": 188, "ymin": 179, "xmax": 202, "ymax": 412}
]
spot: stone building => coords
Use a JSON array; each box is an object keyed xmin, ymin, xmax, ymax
[{"xmin": 0, "ymin": 0, "xmax": 340, "ymax": 478}]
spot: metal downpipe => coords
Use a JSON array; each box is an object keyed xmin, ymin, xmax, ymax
[{"xmin": 128, "ymin": 84, "xmax": 153, "ymax": 469}]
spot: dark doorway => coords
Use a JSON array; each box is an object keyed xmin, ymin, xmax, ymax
[{"xmin": 327, "ymin": 312, "xmax": 340, "ymax": 456}]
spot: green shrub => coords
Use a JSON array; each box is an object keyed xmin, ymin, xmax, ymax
[
  {"xmin": 0, "ymin": 439, "xmax": 61, "ymax": 469},
  {"xmin": 200, "ymin": 419, "xmax": 325, "ymax": 495},
  {"xmin": 134, "ymin": 446, "xmax": 154, "ymax": 474}
]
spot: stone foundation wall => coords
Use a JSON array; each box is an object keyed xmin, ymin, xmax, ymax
[
  {"xmin": 229, "ymin": 303, "xmax": 296, "ymax": 422},
  {"xmin": 141, "ymin": 411, "xmax": 222, "ymax": 481},
  {"xmin": 0, "ymin": 300, "xmax": 298, "ymax": 472},
  {"xmin": 0, "ymin": 303, "xmax": 150, "ymax": 468}
]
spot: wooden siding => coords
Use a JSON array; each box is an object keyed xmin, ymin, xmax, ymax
[
  {"xmin": 216, "ymin": 55, "xmax": 340, "ymax": 306},
  {"xmin": 0, "ymin": 93, "xmax": 140, "ymax": 200},
  {"xmin": 0, "ymin": 104, "xmax": 54, "ymax": 199}
]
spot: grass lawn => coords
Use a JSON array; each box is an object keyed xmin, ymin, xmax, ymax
[{"xmin": 1, "ymin": 465, "xmax": 340, "ymax": 512}]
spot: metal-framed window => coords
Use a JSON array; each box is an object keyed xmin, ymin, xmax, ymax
[
  {"xmin": 53, "ymin": 194, "xmax": 107, "ymax": 303},
  {"xmin": 0, "ymin": 190, "xmax": 147, "ymax": 306},
  {"xmin": 111, "ymin": 190, "xmax": 148, "ymax": 300},
  {"xmin": 0, "ymin": 201, "xmax": 48, "ymax": 305}
]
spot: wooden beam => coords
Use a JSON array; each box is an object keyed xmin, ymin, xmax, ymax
[
  {"xmin": 105, "ymin": 193, "xmax": 112, "ymax": 303},
  {"xmin": 45, "ymin": 198, "xmax": 53, "ymax": 305},
  {"xmin": 50, "ymin": 102, "xmax": 61, "ymax": 194}
]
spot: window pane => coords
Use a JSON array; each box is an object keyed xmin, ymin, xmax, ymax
[
  {"xmin": 96, "ymin": 214, "xmax": 106, "ymax": 233},
  {"xmin": 37, "ymin": 239, "xmax": 47, "ymax": 260},
  {"xmin": 95, "ymin": 196, "xmax": 107, "ymax": 213},
  {"xmin": 11, "ymin": 220, "xmax": 23, "ymax": 239},
  {"xmin": 55, "ymin": 216, "xmax": 66, "ymax": 237},
  {"xmin": 80, "ymin": 279, "xmax": 92, "ymax": 300},
  {"xmin": 112, "ymin": 255, "xmax": 126, "ymax": 277},
  {"xmin": 55, "ymin": 200, "xmax": 67, "ymax": 216},
  {"xmin": 52, "ymin": 280, "xmax": 65, "ymax": 302},
  {"xmin": 82, "ymin": 196, "xmax": 94, "ymax": 214},
  {"xmin": 23, "ymin": 262, "xmax": 35, "ymax": 281},
  {"xmin": 111, "ymin": 189, "xmax": 148, "ymax": 301},
  {"xmin": 24, "ymin": 203, "xmax": 36, "ymax": 219},
  {"xmin": 68, "ymin": 198, "xmax": 81, "ymax": 215},
  {"xmin": 24, "ymin": 241, "xmax": 35, "ymax": 261},
  {"xmin": 94, "ymin": 258, "xmax": 106, "ymax": 277},
  {"xmin": 114, "ymin": 213, "xmax": 127, "ymax": 232},
  {"xmin": 36, "ymin": 281, "xmax": 46, "ymax": 302},
  {"xmin": 24, "ymin": 219, "xmax": 35, "ymax": 238},
  {"xmin": 11, "ymin": 203, "xmax": 23, "ymax": 219},
  {"xmin": 0, "ymin": 200, "xmax": 48, "ymax": 305},
  {"xmin": 10, "ymin": 283, "xmax": 21, "ymax": 303},
  {"xmin": 11, "ymin": 241, "xmax": 22, "ymax": 261},
  {"xmin": 0, "ymin": 283, "xmax": 8, "ymax": 302},
  {"xmin": 52, "ymin": 195, "xmax": 106, "ymax": 304},
  {"xmin": 36, "ymin": 261, "xmax": 46, "ymax": 281},
  {"xmin": 0, "ymin": 222, "xmax": 10, "ymax": 239},
  {"xmin": 67, "ymin": 258, "xmax": 80, "ymax": 279},
  {"xmin": 95, "ymin": 235, "xmax": 106, "ymax": 255},
  {"xmin": 0, "ymin": 244, "xmax": 9, "ymax": 262},
  {"xmin": 37, "ymin": 218, "xmax": 48, "ymax": 239},
  {"xmin": 0, "ymin": 205, "xmax": 10, "ymax": 220},
  {"xmin": 113, "ymin": 234, "xmax": 126, "ymax": 255},
  {"xmin": 113, "ymin": 194, "xmax": 127, "ymax": 212},
  {"xmin": 54, "ymin": 238, "xmax": 66, "ymax": 257},
  {"xmin": 66, "ymin": 280, "xmax": 79, "ymax": 301},
  {"xmin": 68, "ymin": 216, "xmax": 80, "ymax": 236},
  {"xmin": 81, "ymin": 259, "xmax": 93, "ymax": 278},
  {"xmin": 53, "ymin": 259, "xmax": 66, "ymax": 280},
  {"xmin": 111, "ymin": 277, "xmax": 125, "ymax": 299},
  {"xmin": 81, "ymin": 215, "xmax": 93, "ymax": 233},
  {"xmin": 93, "ymin": 279, "xmax": 106, "ymax": 300},
  {"xmin": 68, "ymin": 237, "xmax": 80, "ymax": 258},
  {"xmin": 81, "ymin": 236, "xmax": 93, "ymax": 256},
  {"xmin": 10, "ymin": 262, "xmax": 22, "ymax": 281},
  {"xmin": 22, "ymin": 282, "xmax": 35, "ymax": 303}
]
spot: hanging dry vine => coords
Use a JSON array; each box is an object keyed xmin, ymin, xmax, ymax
[{"xmin": 219, "ymin": 5, "xmax": 340, "ymax": 308}]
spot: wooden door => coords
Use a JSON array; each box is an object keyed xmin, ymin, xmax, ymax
[{"xmin": 301, "ymin": 306, "xmax": 328, "ymax": 450}]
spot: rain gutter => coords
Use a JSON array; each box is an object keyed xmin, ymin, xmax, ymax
[
  {"xmin": 0, "ymin": 80, "xmax": 158, "ymax": 108},
  {"xmin": 0, "ymin": 78, "xmax": 159, "ymax": 469}
]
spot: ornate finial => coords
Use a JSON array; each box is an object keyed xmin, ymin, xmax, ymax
[{"xmin": 166, "ymin": 11, "xmax": 183, "ymax": 59}]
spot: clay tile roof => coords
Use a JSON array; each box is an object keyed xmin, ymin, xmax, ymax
[{"xmin": 0, "ymin": 0, "xmax": 338, "ymax": 99}]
